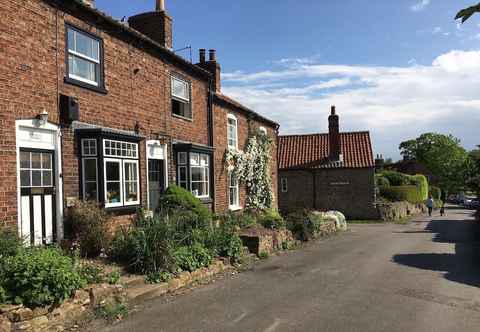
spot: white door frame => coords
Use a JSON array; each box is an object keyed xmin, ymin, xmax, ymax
[
  {"xmin": 15, "ymin": 119, "xmax": 63, "ymax": 242},
  {"xmin": 145, "ymin": 140, "xmax": 169, "ymax": 211}
]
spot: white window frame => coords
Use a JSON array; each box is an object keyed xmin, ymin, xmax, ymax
[
  {"xmin": 82, "ymin": 157, "xmax": 98, "ymax": 201},
  {"xmin": 123, "ymin": 160, "xmax": 140, "ymax": 206},
  {"xmin": 281, "ymin": 178, "xmax": 288, "ymax": 193},
  {"xmin": 227, "ymin": 114, "xmax": 238, "ymax": 150},
  {"xmin": 177, "ymin": 151, "xmax": 211, "ymax": 199},
  {"xmin": 104, "ymin": 158, "xmax": 123, "ymax": 208},
  {"xmin": 67, "ymin": 28, "xmax": 101, "ymax": 87},
  {"xmin": 259, "ymin": 126, "xmax": 267, "ymax": 135},
  {"xmin": 229, "ymin": 172, "xmax": 240, "ymax": 210},
  {"xmin": 81, "ymin": 138, "xmax": 97, "ymax": 157},
  {"xmin": 103, "ymin": 139, "xmax": 138, "ymax": 159},
  {"xmin": 171, "ymin": 76, "xmax": 191, "ymax": 102}
]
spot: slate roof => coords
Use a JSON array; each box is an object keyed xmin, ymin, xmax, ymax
[{"xmin": 278, "ymin": 131, "xmax": 374, "ymax": 170}]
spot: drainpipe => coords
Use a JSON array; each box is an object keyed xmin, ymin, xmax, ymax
[{"xmin": 207, "ymin": 78, "xmax": 216, "ymax": 212}]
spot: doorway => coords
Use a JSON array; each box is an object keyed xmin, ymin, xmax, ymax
[{"xmin": 146, "ymin": 140, "xmax": 168, "ymax": 212}]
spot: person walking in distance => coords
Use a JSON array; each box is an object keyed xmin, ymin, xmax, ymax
[
  {"xmin": 426, "ymin": 196, "xmax": 434, "ymax": 217},
  {"xmin": 440, "ymin": 201, "xmax": 445, "ymax": 217}
]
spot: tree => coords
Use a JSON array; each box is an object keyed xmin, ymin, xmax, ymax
[
  {"xmin": 467, "ymin": 146, "xmax": 480, "ymax": 196},
  {"xmin": 399, "ymin": 133, "xmax": 473, "ymax": 194},
  {"xmin": 456, "ymin": 3, "xmax": 480, "ymax": 23}
]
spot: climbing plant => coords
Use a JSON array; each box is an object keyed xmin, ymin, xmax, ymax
[{"xmin": 225, "ymin": 130, "xmax": 274, "ymax": 210}]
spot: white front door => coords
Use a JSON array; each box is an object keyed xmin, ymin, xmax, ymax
[
  {"xmin": 16, "ymin": 120, "xmax": 63, "ymax": 245},
  {"xmin": 146, "ymin": 140, "xmax": 168, "ymax": 212}
]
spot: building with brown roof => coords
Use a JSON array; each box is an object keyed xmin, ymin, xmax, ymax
[{"xmin": 278, "ymin": 107, "xmax": 377, "ymax": 219}]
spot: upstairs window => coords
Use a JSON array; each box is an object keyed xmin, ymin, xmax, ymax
[
  {"xmin": 67, "ymin": 26, "xmax": 103, "ymax": 88},
  {"xmin": 227, "ymin": 114, "xmax": 238, "ymax": 149},
  {"xmin": 171, "ymin": 76, "xmax": 192, "ymax": 119}
]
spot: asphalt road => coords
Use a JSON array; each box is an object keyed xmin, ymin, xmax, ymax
[{"xmin": 102, "ymin": 207, "xmax": 480, "ymax": 332}]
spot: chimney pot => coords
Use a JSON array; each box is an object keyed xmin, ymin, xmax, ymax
[
  {"xmin": 328, "ymin": 107, "xmax": 341, "ymax": 161},
  {"xmin": 156, "ymin": 0, "xmax": 165, "ymax": 11},
  {"xmin": 331, "ymin": 105, "xmax": 336, "ymax": 115},
  {"xmin": 199, "ymin": 49, "xmax": 206, "ymax": 64},
  {"xmin": 209, "ymin": 49, "xmax": 216, "ymax": 62}
]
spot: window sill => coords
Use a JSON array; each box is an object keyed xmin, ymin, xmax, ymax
[
  {"xmin": 64, "ymin": 77, "xmax": 108, "ymax": 95},
  {"xmin": 172, "ymin": 113, "xmax": 193, "ymax": 122},
  {"xmin": 229, "ymin": 205, "xmax": 242, "ymax": 211}
]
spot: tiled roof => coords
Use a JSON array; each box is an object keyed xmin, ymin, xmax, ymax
[
  {"xmin": 278, "ymin": 132, "xmax": 374, "ymax": 170},
  {"xmin": 214, "ymin": 93, "xmax": 279, "ymax": 128}
]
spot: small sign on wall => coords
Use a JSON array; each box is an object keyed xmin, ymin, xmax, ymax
[{"xmin": 330, "ymin": 182, "xmax": 350, "ymax": 186}]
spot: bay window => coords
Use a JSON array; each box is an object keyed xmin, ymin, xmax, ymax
[
  {"xmin": 79, "ymin": 135, "xmax": 140, "ymax": 209},
  {"xmin": 176, "ymin": 150, "xmax": 211, "ymax": 199}
]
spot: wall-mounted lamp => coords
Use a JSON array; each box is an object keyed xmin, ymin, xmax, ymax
[{"xmin": 37, "ymin": 109, "xmax": 49, "ymax": 126}]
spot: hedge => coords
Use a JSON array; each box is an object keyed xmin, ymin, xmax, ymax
[
  {"xmin": 380, "ymin": 185, "xmax": 425, "ymax": 204},
  {"xmin": 410, "ymin": 175, "xmax": 429, "ymax": 201},
  {"xmin": 380, "ymin": 171, "xmax": 412, "ymax": 186},
  {"xmin": 375, "ymin": 174, "xmax": 390, "ymax": 188},
  {"xmin": 429, "ymin": 186, "xmax": 442, "ymax": 200}
]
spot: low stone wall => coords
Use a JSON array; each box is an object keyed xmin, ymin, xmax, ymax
[
  {"xmin": 376, "ymin": 201, "xmax": 426, "ymax": 222},
  {"xmin": 240, "ymin": 227, "xmax": 295, "ymax": 255},
  {"xmin": 0, "ymin": 284, "xmax": 125, "ymax": 332}
]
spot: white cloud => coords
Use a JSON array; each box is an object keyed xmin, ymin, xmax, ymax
[
  {"xmin": 410, "ymin": 0, "xmax": 431, "ymax": 12},
  {"xmin": 432, "ymin": 26, "xmax": 442, "ymax": 34},
  {"xmin": 222, "ymin": 50, "xmax": 480, "ymax": 159}
]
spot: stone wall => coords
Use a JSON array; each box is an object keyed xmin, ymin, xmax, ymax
[
  {"xmin": 239, "ymin": 227, "xmax": 294, "ymax": 255},
  {"xmin": 376, "ymin": 201, "xmax": 426, "ymax": 222}
]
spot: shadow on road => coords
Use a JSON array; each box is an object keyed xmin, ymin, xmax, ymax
[{"xmin": 393, "ymin": 212, "xmax": 480, "ymax": 288}]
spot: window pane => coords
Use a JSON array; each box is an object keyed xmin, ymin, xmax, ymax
[
  {"xmin": 68, "ymin": 29, "xmax": 75, "ymax": 51},
  {"xmin": 190, "ymin": 153, "xmax": 199, "ymax": 166},
  {"xmin": 70, "ymin": 55, "xmax": 98, "ymax": 83},
  {"xmin": 84, "ymin": 182, "xmax": 98, "ymax": 201},
  {"xmin": 106, "ymin": 161, "xmax": 120, "ymax": 181},
  {"xmin": 124, "ymin": 162, "xmax": 137, "ymax": 182},
  {"xmin": 178, "ymin": 152, "xmax": 187, "ymax": 165},
  {"xmin": 200, "ymin": 154, "xmax": 209, "ymax": 166},
  {"xmin": 42, "ymin": 153, "xmax": 52, "ymax": 169},
  {"xmin": 75, "ymin": 31, "xmax": 99, "ymax": 60},
  {"xmin": 179, "ymin": 167, "xmax": 187, "ymax": 182},
  {"xmin": 42, "ymin": 171, "xmax": 52, "ymax": 186},
  {"xmin": 32, "ymin": 170, "xmax": 42, "ymax": 187},
  {"xmin": 125, "ymin": 183, "xmax": 138, "ymax": 202},
  {"xmin": 172, "ymin": 77, "xmax": 189, "ymax": 101},
  {"xmin": 20, "ymin": 152, "xmax": 30, "ymax": 169},
  {"xmin": 84, "ymin": 159, "xmax": 97, "ymax": 181},
  {"xmin": 191, "ymin": 167, "xmax": 203, "ymax": 181},
  {"xmin": 20, "ymin": 170, "xmax": 30, "ymax": 187},
  {"xmin": 106, "ymin": 182, "xmax": 121, "ymax": 203},
  {"xmin": 31, "ymin": 153, "xmax": 41, "ymax": 169}
]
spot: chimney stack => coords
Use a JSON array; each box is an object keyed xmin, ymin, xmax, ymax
[
  {"xmin": 197, "ymin": 49, "xmax": 221, "ymax": 92},
  {"xmin": 128, "ymin": 0, "xmax": 173, "ymax": 49},
  {"xmin": 328, "ymin": 105, "xmax": 341, "ymax": 162},
  {"xmin": 199, "ymin": 49, "xmax": 206, "ymax": 64}
]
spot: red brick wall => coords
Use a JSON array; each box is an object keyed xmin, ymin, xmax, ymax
[
  {"xmin": 213, "ymin": 102, "xmax": 278, "ymax": 213},
  {"xmin": 0, "ymin": 0, "xmax": 209, "ymax": 230}
]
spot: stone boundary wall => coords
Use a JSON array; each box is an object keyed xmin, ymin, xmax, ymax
[{"xmin": 376, "ymin": 201, "xmax": 426, "ymax": 222}]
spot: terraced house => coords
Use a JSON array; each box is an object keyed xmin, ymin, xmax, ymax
[{"xmin": 0, "ymin": 0, "xmax": 279, "ymax": 245}]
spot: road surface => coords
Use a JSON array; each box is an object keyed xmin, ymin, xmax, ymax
[{"xmin": 102, "ymin": 206, "xmax": 480, "ymax": 332}]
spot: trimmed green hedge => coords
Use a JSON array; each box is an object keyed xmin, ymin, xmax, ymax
[
  {"xmin": 380, "ymin": 171, "xmax": 412, "ymax": 186},
  {"xmin": 375, "ymin": 174, "xmax": 390, "ymax": 188},
  {"xmin": 429, "ymin": 186, "xmax": 442, "ymax": 200},
  {"xmin": 380, "ymin": 185, "xmax": 425, "ymax": 204},
  {"xmin": 410, "ymin": 174, "xmax": 429, "ymax": 201}
]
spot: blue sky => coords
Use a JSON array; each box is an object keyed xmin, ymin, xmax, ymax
[{"xmin": 96, "ymin": 0, "xmax": 480, "ymax": 159}]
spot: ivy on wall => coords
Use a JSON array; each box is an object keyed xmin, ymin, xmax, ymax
[{"xmin": 225, "ymin": 131, "xmax": 274, "ymax": 210}]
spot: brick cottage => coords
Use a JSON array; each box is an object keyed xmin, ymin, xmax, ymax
[
  {"xmin": 278, "ymin": 107, "xmax": 377, "ymax": 219},
  {"xmin": 0, "ymin": 0, "xmax": 279, "ymax": 245}
]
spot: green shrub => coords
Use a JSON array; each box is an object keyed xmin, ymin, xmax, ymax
[
  {"xmin": 67, "ymin": 201, "xmax": 111, "ymax": 257},
  {"xmin": 380, "ymin": 171, "xmax": 412, "ymax": 186},
  {"xmin": 1, "ymin": 247, "xmax": 86, "ymax": 308},
  {"xmin": 107, "ymin": 271, "xmax": 121, "ymax": 285},
  {"xmin": 95, "ymin": 302, "xmax": 128, "ymax": 322},
  {"xmin": 173, "ymin": 243, "xmax": 213, "ymax": 272},
  {"xmin": 108, "ymin": 215, "xmax": 174, "ymax": 275},
  {"xmin": 0, "ymin": 285, "xmax": 7, "ymax": 304},
  {"xmin": 79, "ymin": 263, "xmax": 104, "ymax": 284},
  {"xmin": 380, "ymin": 185, "xmax": 424, "ymax": 204},
  {"xmin": 0, "ymin": 229, "xmax": 23, "ymax": 260},
  {"xmin": 411, "ymin": 175, "xmax": 429, "ymax": 201},
  {"xmin": 375, "ymin": 174, "xmax": 390, "ymax": 188},
  {"xmin": 259, "ymin": 251, "xmax": 269, "ymax": 260},
  {"xmin": 146, "ymin": 270, "xmax": 173, "ymax": 284},
  {"xmin": 429, "ymin": 186, "xmax": 442, "ymax": 200},
  {"xmin": 257, "ymin": 209, "xmax": 286, "ymax": 230},
  {"xmin": 159, "ymin": 185, "xmax": 212, "ymax": 224}
]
